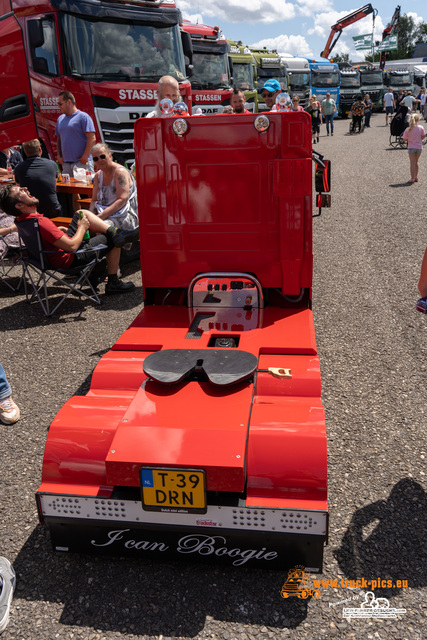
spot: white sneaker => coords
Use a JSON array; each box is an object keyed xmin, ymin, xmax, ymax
[
  {"xmin": 0, "ymin": 557, "xmax": 16, "ymax": 633},
  {"xmin": 0, "ymin": 396, "xmax": 20, "ymax": 425}
]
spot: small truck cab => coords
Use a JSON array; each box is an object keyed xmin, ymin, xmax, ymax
[{"xmin": 36, "ymin": 109, "xmax": 330, "ymax": 571}]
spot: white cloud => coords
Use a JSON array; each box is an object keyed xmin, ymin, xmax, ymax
[
  {"xmin": 407, "ymin": 11, "xmax": 424, "ymax": 26},
  {"xmin": 178, "ymin": 0, "xmax": 295, "ymax": 24},
  {"xmin": 251, "ymin": 34, "xmax": 313, "ymax": 58}
]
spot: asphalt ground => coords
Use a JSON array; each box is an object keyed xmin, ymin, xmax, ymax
[{"xmin": 0, "ymin": 112, "xmax": 426, "ymax": 640}]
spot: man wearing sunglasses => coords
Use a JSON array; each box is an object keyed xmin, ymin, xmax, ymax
[{"xmin": 258, "ymin": 79, "xmax": 285, "ymax": 112}]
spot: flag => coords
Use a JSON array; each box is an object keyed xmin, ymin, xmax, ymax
[
  {"xmin": 352, "ymin": 34, "xmax": 373, "ymax": 50},
  {"xmin": 377, "ymin": 35, "xmax": 398, "ymax": 51}
]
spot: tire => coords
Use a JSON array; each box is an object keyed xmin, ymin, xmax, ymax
[
  {"xmin": 399, "ymin": 135, "xmax": 408, "ymax": 149},
  {"xmin": 349, "ymin": 121, "xmax": 354, "ymax": 134},
  {"xmin": 389, "ymin": 135, "xmax": 399, "ymax": 148}
]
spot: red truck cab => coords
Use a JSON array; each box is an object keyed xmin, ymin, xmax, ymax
[
  {"xmin": 36, "ymin": 110, "xmax": 330, "ymax": 571},
  {"xmin": 182, "ymin": 20, "xmax": 232, "ymax": 114},
  {"xmin": 0, "ymin": 0, "xmax": 38, "ymax": 148},
  {"xmin": 10, "ymin": 0, "xmax": 192, "ymax": 165}
]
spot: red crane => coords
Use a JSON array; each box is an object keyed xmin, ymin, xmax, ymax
[
  {"xmin": 379, "ymin": 5, "xmax": 400, "ymax": 68},
  {"xmin": 320, "ymin": 4, "xmax": 377, "ymax": 59}
]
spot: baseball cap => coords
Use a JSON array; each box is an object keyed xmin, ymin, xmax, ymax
[{"xmin": 259, "ymin": 79, "xmax": 281, "ymax": 94}]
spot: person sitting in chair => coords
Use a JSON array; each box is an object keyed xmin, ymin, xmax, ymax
[
  {"xmin": 89, "ymin": 143, "xmax": 138, "ymax": 232},
  {"xmin": 0, "ymin": 185, "xmax": 139, "ymax": 294}
]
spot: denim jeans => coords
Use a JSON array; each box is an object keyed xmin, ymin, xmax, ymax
[
  {"xmin": 0, "ymin": 363, "xmax": 12, "ymax": 401},
  {"xmin": 324, "ymin": 114, "xmax": 334, "ymax": 134}
]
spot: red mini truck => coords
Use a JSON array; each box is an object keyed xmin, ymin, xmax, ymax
[{"xmin": 36, "ymin": 110, "xmax": 331, "ymax": 572}]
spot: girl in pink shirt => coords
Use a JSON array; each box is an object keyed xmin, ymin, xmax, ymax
[{"xmin": 402, "ymin": 113, "xmax": 426, "ymax": 183}]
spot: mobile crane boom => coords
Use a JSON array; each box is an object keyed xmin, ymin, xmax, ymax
[
  {"xmin": 320, "ymin": 4, "xmax": 377, "ymax": 59},
  {"xmin": 379, "ymin": 5, "xmax": 400, "ymax": 69}
]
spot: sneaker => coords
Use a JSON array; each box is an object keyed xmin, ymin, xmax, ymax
[
  {"xmin": 313, "ymin": 139, "xmax": 316, "ymax": 144},
  {"xmin": 0, "ymin": 557, "xmax": 16, "ymax": 633},
  {"xmin": 105, "ymin": 279, "xmax": 136, "ymax": 295},
  {"xmin": 0, "ymin": 396, "xmax": 20, "ymax": 425},
  {"xmin": 416, "ymin": 296, "xmax": 427, "ymax": 313},
  {"xmin": 331, "ymin": 132, "xmax": 334, "ymax": 136},
  {"xmin": 113, "ymin": 228, "xmax": 140, "ymax": 249}
]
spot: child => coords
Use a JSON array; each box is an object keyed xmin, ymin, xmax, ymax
[
  {"xmin": 305, "ymin": 96, "xmax": 321, "ymax": 144},
  {"xmin": 402, "ymin": 113, "xmax": 426, "ymax": 183}
]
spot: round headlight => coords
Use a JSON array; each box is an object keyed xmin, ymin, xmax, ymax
[
  {"xmin": 172, "ymin": 118, "xmax": 189, "ymax": 137},
  {"xmin": 254, "ymin": 115, "xmax": 270, "ymax": 132}
]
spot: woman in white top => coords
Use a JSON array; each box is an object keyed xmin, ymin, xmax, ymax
[{"xmin": 89, "ymin": 143, "xmax": 138, "ymax": 231}]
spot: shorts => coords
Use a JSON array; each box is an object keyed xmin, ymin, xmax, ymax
[
  {"xmin": 385, "ymin": 106, "xmax": 394, "ymax": 114},
  {"xmin": 408, "ymin": 148, "xmax": 422, "ymax": 154}
]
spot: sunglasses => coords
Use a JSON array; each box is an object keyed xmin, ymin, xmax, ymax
[
  {"xmin": 262, "ymin": 92, "xmax": 274, "ymax": 98},
  {"xmin": 93, "ymin": 154, "xmax": 107, "ymax": 161}
]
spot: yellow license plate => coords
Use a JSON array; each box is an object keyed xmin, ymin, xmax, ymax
[{"xmin": 140, "ymin": 468, "xmax": 207, "ymax": 513}]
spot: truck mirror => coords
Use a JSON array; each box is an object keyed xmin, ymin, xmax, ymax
[
  {"xmin": 181, "ymin": 31, "xmax": 193, "ymax": 61},
  {"xmin": 316, "ymin": 194, "xmax": 331, "ymax": 208},
  {"xmin": 315, "ymin": 160, "xmax": 331, "ymax": 193},
  {"xmin": 33, "ymin": 57, "xmax": 50, "ymax": 75},
  {"xmin": 186, "ymin": 63, "xmax": 194, "ymax": 79},
  {"xmin": 27, "ymin": 19, "xmax": 44, "ymax": 48}
]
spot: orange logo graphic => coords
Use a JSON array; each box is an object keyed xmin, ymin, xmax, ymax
[{"xmin": 281, "ymin": 565, "xmax": 321, "ymax": 600}]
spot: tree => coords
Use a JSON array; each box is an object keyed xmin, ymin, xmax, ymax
[
  {"xmin": 331, "ymin": 53, "xmax": 350, "ymax": 63},
  {"xmin": 364, "ymin": 13, "xmax": 427, "ymax": 62}
]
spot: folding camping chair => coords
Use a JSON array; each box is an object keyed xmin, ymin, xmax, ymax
[
  {"xmin": 16, "ymin": 218, "xmax": 106, "ymax": 316},
  {"xmin": 0, "ymin": 235, "xmax": 24, "ymax": 293}
]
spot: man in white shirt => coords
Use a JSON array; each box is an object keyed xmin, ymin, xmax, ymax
[
  {"xmin": 401, "ymin": 91, "xmax": 420, "ymax": 113},
  {"xmin": 383, "ymin": 88, "xmax": 395, "ymax": 125}
]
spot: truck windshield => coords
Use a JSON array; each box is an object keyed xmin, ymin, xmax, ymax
[
  {"xmin": 257, "ymin": 69, "xmax": 286, "ymax": 90},
  {"xmin": 341, "ymin": 76, "xmax": 360, "ymax": 88},
  {"xmin": 288, "ymin": 72, "xmax": 310, "ymax": 89},
  {"xmin": 361, "ymin": 72, "xmax": 383, "ymax": 85},
  {"xmin": 60, "ymin": 15, "xmax": 186, "ymax": 82},
  {"xmin": 391, "ymin": 74, "xmax": 412, "ymax": 86},
  {"xmin": 191, "ymin": 52, "xmax": 230, "ymax": 90},
  {"xmin": 232, "ymin": 62, "xmax": 254, "ymax": 90},
  {"xmin": 311, "ymin": 71, "xmax": 340, "ymax": 87}
]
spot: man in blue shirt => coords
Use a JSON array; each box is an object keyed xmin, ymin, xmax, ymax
[{"xmin": 55, "ymin": 91, "xmax": 96, "ymax": 175}]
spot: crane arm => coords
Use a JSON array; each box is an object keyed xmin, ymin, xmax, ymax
[{"xmin": 320, "ymin": 4, "xmax": 377, "ymax": 58}]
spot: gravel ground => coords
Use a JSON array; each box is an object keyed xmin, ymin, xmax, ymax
[{"xmin": 0, "ymin": 113, "xmax": 426, "ymax": 640}]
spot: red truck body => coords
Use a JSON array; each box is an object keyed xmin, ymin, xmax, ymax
[
  {"xmin": 35, "ymin": 111, "xmax": 329, "ymax": 571},
  {"xmin": 9, "ymin": 0, "xmax": 192, "ymax": 165},
  {"xmin": 182, "ymin": 20, "xmax": 232, "ymax": 115}
]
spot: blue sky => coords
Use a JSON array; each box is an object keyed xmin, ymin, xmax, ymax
[{"xmin": 177, "ymin": 1, "xmax": 426, "ymax": 61}]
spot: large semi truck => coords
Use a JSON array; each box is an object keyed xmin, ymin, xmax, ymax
[
  {"xmin": 383, "ymin": 67, "xmax": 417, "ymax": 97},
  {"xmin": 281, "ymin": 55, "xmax": 311, "ymax": 109},
  {"xmin": 359, "ymin": 66, "xmax": 385, "ymax": 111},
  {"xmin": 251, "ymin": 48, "xmax": 287, "ymax": 112},
  {"xmin": 35, "ymin": 109, "xmax": 331, "ymax": 572},
  {"xmin": 8, "ymin": 0, "xmax": 193, "ymax": 166},
  {"xmin": 305, "ymin": 58, "xmax": 340, "ymax": 113},
  {"xmin": 338, "ymin": 67, "xmax": 361, "ymax": 117},
  {"xmin": 228, "ymin": 40, "xmax": 257, "ymax": 112},
  {"xmin": 182, "ymin": 20, "xmax": 232, "ymax": 114}
]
